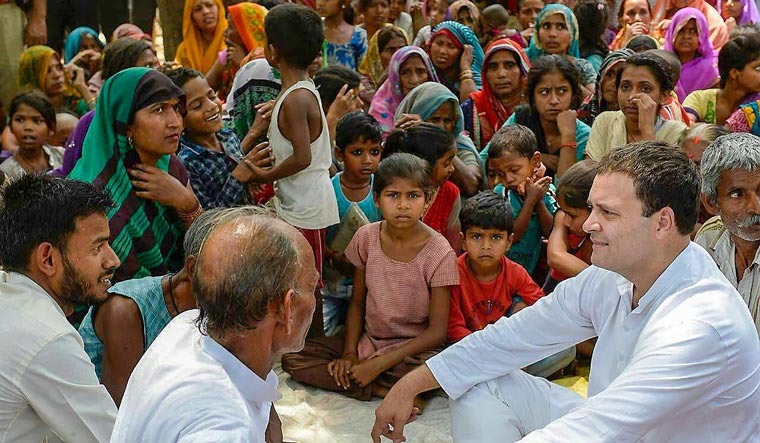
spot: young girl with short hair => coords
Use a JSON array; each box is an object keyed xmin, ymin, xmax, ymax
[
  {"xmin": 383, "ymin": 123, "xmax": 462, "ymax": 251},
  {"xmin": 282, "ymin": 153, "xmax": 458, "ymax": 407},
  {"xmin": 1, "ymin": 92, "xmax": 64, "ymax": 182}
]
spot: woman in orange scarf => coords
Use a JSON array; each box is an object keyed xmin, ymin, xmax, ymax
[
  {"xmin": 206, "ymin": 2, "xmax": 268, "ymax": 100},
  {"xmin": 175, "ymin": 0, "xmax": 228, "ymax": 74}
]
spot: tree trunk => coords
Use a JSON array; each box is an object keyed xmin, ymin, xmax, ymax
[
  {"xmin": 156, "ymin": 0, "xmax": 238, "ymax": 61},
  {"xmin": 156, "ymin": 0, "xmax": 185, "ymax": 61}
]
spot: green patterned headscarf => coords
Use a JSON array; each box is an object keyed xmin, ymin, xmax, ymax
[{"xmin": 68, "ymin": 67, "xmax": 189, "ymax": 282}]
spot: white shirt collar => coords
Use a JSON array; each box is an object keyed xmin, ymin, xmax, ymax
[
  {"xmin": 200, "ymin": 334, "xmax": 281, "ymax": 405},
  {"xmin": 615, "ymin": 243, "xmax": 695, "ymax": 313},
  {"xmin": 1, "ymin": 271, "xmax": 65, "ymax": 317}
]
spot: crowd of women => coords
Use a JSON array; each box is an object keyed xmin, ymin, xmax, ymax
[{"xmin": 1, "ymin": 0, "xmax": 760, "ymax": 425}]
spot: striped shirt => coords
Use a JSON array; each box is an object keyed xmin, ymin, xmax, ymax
[{"xmin": 695, "ymin": 216, "xmax": 760, "ymax": 336}]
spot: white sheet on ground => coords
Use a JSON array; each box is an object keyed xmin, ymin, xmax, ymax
[{"xmin": 276, "ymin": 365, "xmax": 453, "ymax": 443}]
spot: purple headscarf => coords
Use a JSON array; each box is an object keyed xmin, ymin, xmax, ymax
[
  {"xmin": 368, "ymin": 46, "xmax": 439, "ymax": 137},
  {"xmin": 663, "ymin": 8, "xmax": 719, "ymax": 102},
  {"xmin": 50, "ymin": 110, "xmax": 95, "ymax": 177},
  {"xmin": 737, "ymin": 0, "xmax": 760, "ymax": 25}
]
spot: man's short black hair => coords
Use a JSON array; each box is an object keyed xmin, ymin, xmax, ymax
[
  {"xmin": 265, "ymin": 3, "xmax": 324, "ymax": 70},
  {"xmin": 336, "ymin": 111, "xmax": 382, "ymax": 151},
  {"xmin": 0, "ymin": 175, "xmax": 114, "ymax": 272},
  {"xmin": 598, "ymin": 141, "xmax": 699, "ymax": 235},
  {"xmin": 165, "ymin": 67, "xmax": 204, "ymax": 89},
  {"xmin": 460, "ymin": 190, "xmax": 514, "ymax": 234}
]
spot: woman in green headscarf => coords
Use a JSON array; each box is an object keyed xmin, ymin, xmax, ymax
[
  {"xmin": 19, "ymin": 45, "xmax": 96, "ymax": 116},
  {"xmin": 68, "ymin": 67, "xmax": 202, "ymax": 283},
  {"xmin": 394, "ymin": 81, "xmax": 483, "ymax": 196},
  {"xmin": 526, "ymin": 5, "xmax": 596, "ymax": 93}
]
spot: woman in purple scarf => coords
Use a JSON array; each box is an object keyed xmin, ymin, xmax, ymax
[
  {"xmin": 663, "ymin": 8, "xmax": 719, "ymax": 102},
  {"xmin": 722, "ymin": 0, "xmax": 760, "ymax": 26}
]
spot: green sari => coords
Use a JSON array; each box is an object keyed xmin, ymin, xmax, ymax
[{"xmin": 68, "ymin": 67, "xmax": 189, "ymax": 283}]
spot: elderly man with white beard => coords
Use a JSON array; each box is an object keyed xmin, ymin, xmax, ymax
[{"xmin": 697, "ymin": 132, "xmax": 760, "ymax": 335}]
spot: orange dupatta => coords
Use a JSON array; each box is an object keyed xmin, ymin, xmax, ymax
[{"xmin": 175, "ymin": 0, "xmax": 228, "ymax": 73}]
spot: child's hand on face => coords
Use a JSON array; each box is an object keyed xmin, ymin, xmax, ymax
[
  {"xmin": 523, "ymin": 175, "xmax": 552, "ymax": 204},
  {"xmin": 327, "ymin": 84, "xmax": 363, "ymax": 122},
  {"xmin": 327, "ymin": 355, "xmax": 359, "ymax": 390}
]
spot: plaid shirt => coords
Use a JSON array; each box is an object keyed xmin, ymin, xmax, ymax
[{"xmin": 177, "ymin": 129, "xmax": 248, "ymax": 209}]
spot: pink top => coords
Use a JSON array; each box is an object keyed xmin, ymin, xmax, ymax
[{"xmin": 345, "ymin": 222, "xmax": 459, "ymax": 360}]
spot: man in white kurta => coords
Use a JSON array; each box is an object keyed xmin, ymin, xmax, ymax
[
  {"xmin": 0, "ymin": 175, "xmax": 119, "ymax": 443},
  {"xmin": 111, "ymin": 211, "xmax": 319, "ymax": 443},
  {"xmin": 372, "ymin": 141, "xmax": 760, "ymax": 442}
]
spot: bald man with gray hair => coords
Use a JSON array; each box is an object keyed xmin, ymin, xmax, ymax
[
  {"xmin": 696, "ymin": 132, "xmax": 760, "ymax": 335},
  {"xmin": 111, "ymin": 211, "xmax": 318, "ymax": 443}
]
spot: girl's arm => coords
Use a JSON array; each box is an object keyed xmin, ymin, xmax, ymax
[
  {"xmin": 555, "ymin": 110, "xmax": 579, "ymax": 178},
  {"xmin": 342, "ymin": 266, "xmax": 368, "ymax": 356},
  {"xmin": 350, "ymin": 285, "xmax": 451, "ymax": 386},
  {"xmin": 327, "ymin": 256, "xmax": 367, "ymax": 390},
  {"xmin": 547, "ymin": 212, "xmax": 590, "ymax": 277}
]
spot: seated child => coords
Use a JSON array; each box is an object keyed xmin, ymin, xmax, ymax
[
  {"xmin": 485, "ymin": 124, "xmax": 556, "ymax": 276},
  {"xmin": 545, "ymin": 159, "xmax": 597, "ymax": 358},
  {"xmin": 1, "ymin": 92, "xmax": 64, "ymax": 182},
  {"xmin": 383, "ymin": 123, "xmax": 462, "ymax": 252},
  {"xmin": 52, "ymin": 110, "xmax": 79, "ymax": 147},
  {"xmin": 323, "ymin": 111, "xmax": 384, "ymax": 335},
  {"xmin": 544, "ymin": 159, "xmax": 597, "ymax": 293},
  {"xmin": 167, "ymin": 67, "xmax": 264, "ymax": 209},
  {"xmin": 282, "ymin": 153, "xmax": 458, "ymax": 406},
  {"xmin": 243, "ymin": 3, "xmax": 340, "ymax": 336},
  {"xmin": 481, "ymin": 4, "xmax": 525, "ymax": 47},
  {"xmin": 448, "ymin": 190, "xmax": 544, "ymax": 344}
]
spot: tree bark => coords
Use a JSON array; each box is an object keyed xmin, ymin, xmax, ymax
[{"xmin": 156, "ymin": 0, "xmax": 185, "ymax": 60}]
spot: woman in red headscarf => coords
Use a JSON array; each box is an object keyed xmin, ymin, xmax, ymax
[{"xmin": 461, "ymin": 39, "xmax": 530, "ymax": 149}]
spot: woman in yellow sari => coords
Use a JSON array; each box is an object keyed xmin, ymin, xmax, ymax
[{"xmin": 174, "ymin": 0, "xmax": 228, "ymax": 74}]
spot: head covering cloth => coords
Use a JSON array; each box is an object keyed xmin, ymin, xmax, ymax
[
  {"xmin": 369, "ymin": 46, "xmax": 439, "ymax": 136},
  {"xmin": 662, "ymin": 7, "xmax": 718, "ymax": 102},
  {"xmin": 468, "ymin": 38, "xmax": 530, "ymax": 147},
  {"xmin": 526, "ymin": 4, "xmax": 581, "ymax": 62},
  {"xmin": 394, "ymin": 81, "xmax": 479, "ymax": 158},
  {"xmin": 429, "ymin": 21, "xmax": 484, "ymax": 89},
  {"xmin": 64, "ymin": 27, "xmax": 105, "ymax": 63},
  {"xmin": 68, "ymin": 68, "xmax": 189, "ymax": 282},
  {"xmin": 174, "ymin": 0, "xmax": 228, "ymax": 73}
]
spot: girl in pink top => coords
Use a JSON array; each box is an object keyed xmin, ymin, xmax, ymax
[{"xmin": 282, "ymin": 153, "xmax": 459, "ymax": 406}]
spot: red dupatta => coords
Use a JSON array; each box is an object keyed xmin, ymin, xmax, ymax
[{"xmin": 468, "ymin": 39, "xmax": 530, "ymax": 147}]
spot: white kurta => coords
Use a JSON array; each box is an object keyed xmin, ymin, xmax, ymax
[
  {"xmin": 428, "ymin": 243, "xmax": 760, "ymax": 442},
  {"xmin": 0, "ymin": 272, "xmax": 116, "ymax": 443},
  {"xmin": 111, "ymin": 310, "xmax": 281, "ymax": 443}
]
